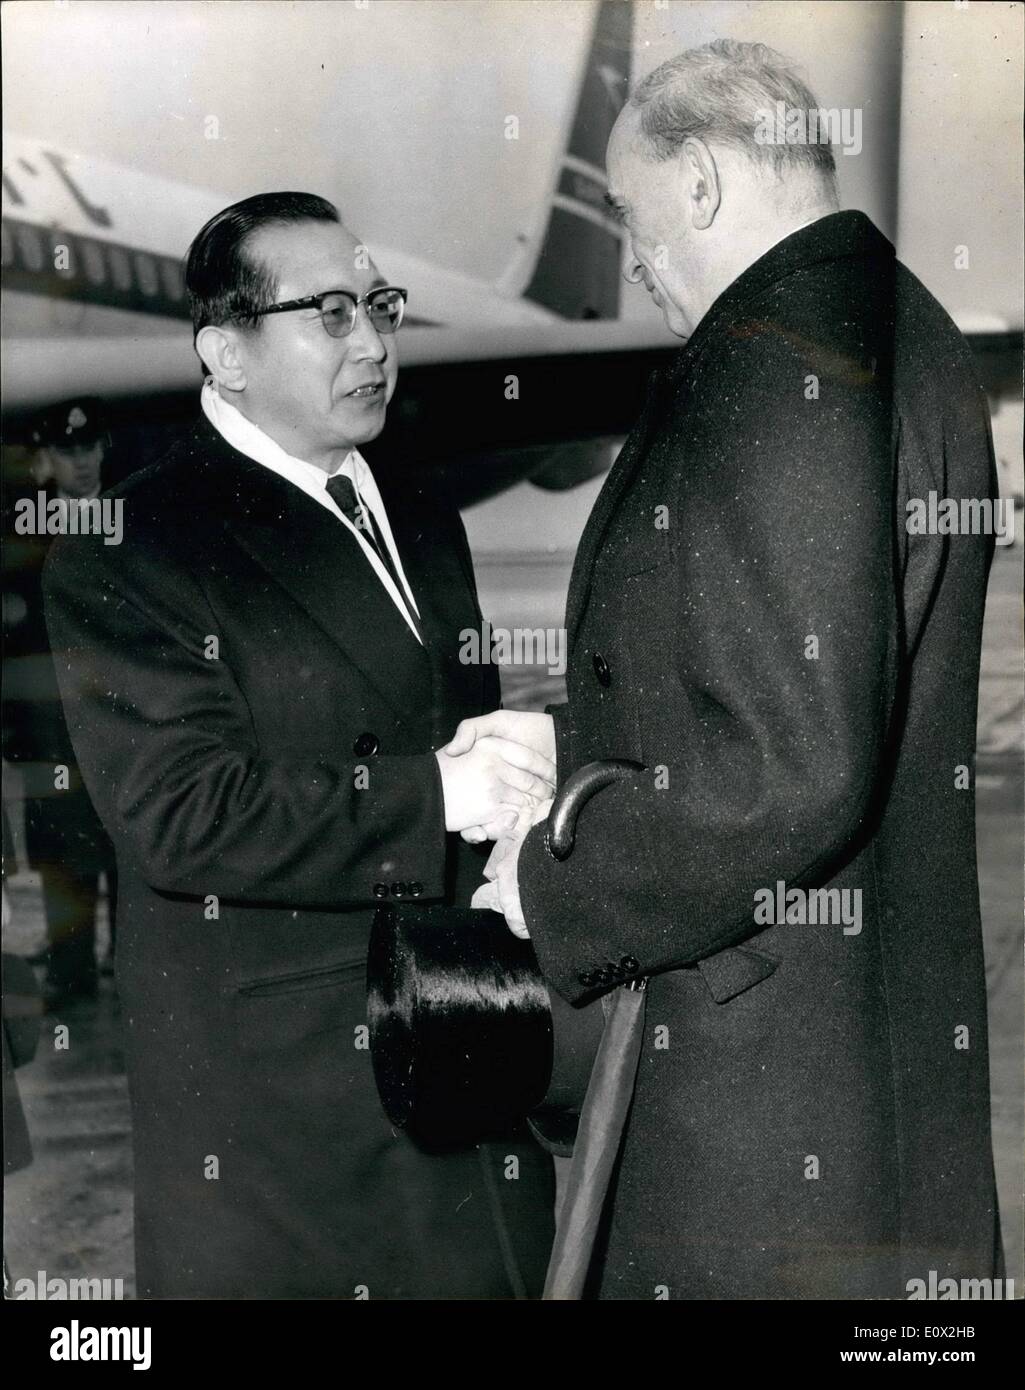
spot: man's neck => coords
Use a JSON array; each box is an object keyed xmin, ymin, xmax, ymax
[
  {"xmin": 225, "ymin": 391, "xmax": 350, "ymax": 473},
  {"xmin": 693, "ymin": 203, "xmax": 837, "ymax": 331}
]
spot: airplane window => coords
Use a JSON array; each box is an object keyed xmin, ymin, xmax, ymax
[
  {"xmin": 135, "ymin": 252, "xmax": 158, "ymax": 297},
  {"xmin": 16, "ymin": 224, "xmax": 44, "ymax": 271},
  {"xmin": 0, "ymin": 223, "xmax": 13, "ymax": 267},
  {"xmin": 160, "ymin": 258, "xmax": 185, "ymax": 300},
  {"xmin": 82, "ymin": 240, "xmax": 107, "ymax": 285},
  {"xmin": 107, "ymin": 245, "xmax": 132, "ymax": 292}
]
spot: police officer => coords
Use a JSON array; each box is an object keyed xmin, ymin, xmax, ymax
[{"xmin": 3, "ymin": 398, "xmax": 118, "ymax": 1010}]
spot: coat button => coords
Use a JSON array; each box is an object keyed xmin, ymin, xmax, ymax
[
  {"xmin": 594, "ymin": 967, "xmax": 612, "ymax": 984},
  {"xmin": 408, "ymin": 881, "xmax": 424, "ymax": 897},
  {"xmin": 578, "ymin": 971, "xmax": 597, "ymax": 987},
  {"xmin": 391, "ymin": 882, "xmax": 407, "ymax": 897},
  {"xmin": 592, "ymin": 652, "xmax": 611, "ymax": 686},
  {"xmin": 353, "ymin": 732, "xmax": 380, "ymax": 757},
  {"xmin": 372, "ymin": 883, "xmax": 389, "ymax": 898},
  {"xmin": 620, "ymin": 955, "xmax": 639, "ymax": 972}
]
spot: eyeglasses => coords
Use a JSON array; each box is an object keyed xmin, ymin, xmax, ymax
[{"xmin": 255, "ymin": 285, "xmax": 408, "ymax": 338}]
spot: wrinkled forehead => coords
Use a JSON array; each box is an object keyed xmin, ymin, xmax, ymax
[{"xmin": 247, "ymin": 219, "xmax": 382, "ymax": 301}]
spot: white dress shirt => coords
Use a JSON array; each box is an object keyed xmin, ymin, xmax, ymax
[{"xmin": 201, "ymin": 380, "xmax": 423, "ymax": 643}]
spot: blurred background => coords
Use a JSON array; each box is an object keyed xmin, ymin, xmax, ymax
[{"xmin": 2, "ymin": 0, "xmax": 1022, "ymax": 1296}]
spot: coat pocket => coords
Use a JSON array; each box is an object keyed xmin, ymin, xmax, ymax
[
  {"xmin": 233, "ymin": 958, "xmax": 367, "ymax": 1071},
  {"xmin": 235, "ymin": 958, "xmax": 366, "ymax": 999},
  {"xmin": 695, "ymin": 944, "xmax": 781, "ymax": 1004}
]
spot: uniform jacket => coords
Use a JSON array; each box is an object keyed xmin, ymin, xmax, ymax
[
  {"xmin": 4, "ymin": 480, "xmax": 113, "ymax": 871},
  {"xmin": 519, "ymin": 211, "xmax": 1001, "ymax": 1299}
]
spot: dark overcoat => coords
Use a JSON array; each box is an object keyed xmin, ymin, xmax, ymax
[
  {"xmin": 43, "ymin": 420, "xmax": 553, "ymax": 1298},
  {"xmin": 519, "ymin": 212, "xmax": 1001, "ymax": 1299}
]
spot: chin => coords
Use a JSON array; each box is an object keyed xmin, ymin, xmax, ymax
[
  {"xmin": 349, "ymin": 412, "xmax": 387, "ymax": 445},
  {"xmin": 662, "ymin": 306, "xmax": 691, "ymax": 340}
]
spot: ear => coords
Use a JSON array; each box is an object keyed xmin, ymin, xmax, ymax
[
  {"xmin": 195, "ymin": 325, "xmax": 248, "ymax": 392},
  {"xmin": 680, "ymin": 138, "xmax": 722, "ymax": 230},
  {"xmin": 31, "ymin": 448, "xmax": 55, "ymax": 485}
]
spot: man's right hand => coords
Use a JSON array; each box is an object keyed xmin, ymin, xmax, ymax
[
  {"xmin": 434, "ymin": 734, "xmax": 556, "ymax": 834},
  {"xmin": 442, "ymin": 711, "xmax": 557, "ymax": 841},
  {"xmin": 442, "ymin": 710, "xmax": 556, "ymax": 765}
]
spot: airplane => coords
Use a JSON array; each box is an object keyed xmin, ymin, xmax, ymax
[
  {"xmin": 1, "ymin": 0, "xmax": 677, "ymax": 510},
  {"xmin": 2, "ymin": 0, "xmax": 1019, "ymax": 517}
]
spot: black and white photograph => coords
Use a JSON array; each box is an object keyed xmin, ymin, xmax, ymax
[{"xmin": 1, "ymin": 0, "xmax": 1022, "ymax": 1350}]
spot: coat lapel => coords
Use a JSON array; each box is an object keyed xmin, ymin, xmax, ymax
[
  {"xmin": 564, "ymin": 361, "xmax": 679, "ymax": 645},
  {"xmin": 374, "ymin": 466, "xmax": 489, "ymax": 738},
  {"xmin": 205, "ymin": 433, "xmax": 431, "ymax": 719},
  {"xmin": 564, "ymin": 215, "xmax": 890, "ymax": 649}
]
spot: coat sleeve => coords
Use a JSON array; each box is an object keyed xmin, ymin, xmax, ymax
[
  {"xmin": 518, "ymin": 332, "xmax": 899, "ymax": 1003},
  {"xmin": 42, "ymin": 528, "xmax": 448, "ymax": 908}
]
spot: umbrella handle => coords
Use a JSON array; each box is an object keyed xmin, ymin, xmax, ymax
[{"xmin": 545, "ymin": 758, "xmax": 646, "ymax": 861}]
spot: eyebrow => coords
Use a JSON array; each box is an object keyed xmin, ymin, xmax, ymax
[
  {"xmin": 332, "ymin": 276, "xmax": 389, "ymax": 296},
  {"xmin": 294, "ymin": 276, "xmax": 389, "ymax": 305}
]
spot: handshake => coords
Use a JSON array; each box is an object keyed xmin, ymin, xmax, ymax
[{"xmin": 434, "ymin": 709, "xmax": 555, "ymax": 938}]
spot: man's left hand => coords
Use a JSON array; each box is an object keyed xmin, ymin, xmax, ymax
[{"xmin": 471, "ymin": 799, "xmax": 551, "ymax": 937}]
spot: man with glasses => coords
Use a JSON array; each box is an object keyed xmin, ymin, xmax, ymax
[{"xmin": 41, "ymin": 192, "xmax": 556, "ymax": 1299}]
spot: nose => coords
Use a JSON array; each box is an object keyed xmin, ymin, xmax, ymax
[
  {"xmin": 346, "ymin": 304, "xmax": 387, "ymax": 362},
  {"xmin": 624, "ymin": 256, "xmax": 645, "ymax": 286}
]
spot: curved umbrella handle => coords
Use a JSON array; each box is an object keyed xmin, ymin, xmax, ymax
[{"xmin": 545, "ymin": 758, "xmax": 646, "ymax": 861}]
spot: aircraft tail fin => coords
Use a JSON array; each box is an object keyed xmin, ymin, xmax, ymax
[{"xmin": 497, "ymin": 0, "xmax": 631, "ymax": 319}]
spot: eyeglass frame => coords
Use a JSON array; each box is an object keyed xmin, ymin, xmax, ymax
[{"xmin": 254, "ymin": 285, "xmax": 409, "ymax": 337}]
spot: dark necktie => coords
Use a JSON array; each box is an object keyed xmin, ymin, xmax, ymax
[{"xmin": 325, "ymin": 472, "xmax": 422, "ymax": 640}]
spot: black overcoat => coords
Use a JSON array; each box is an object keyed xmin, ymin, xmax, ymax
[
  {"xmin": 43, "ymin": 420, "xmax": 553, "ymax": 1298},
  {"xmin": 519, "ymin": 212, "xmax": 1001, "ymax": 1299}
]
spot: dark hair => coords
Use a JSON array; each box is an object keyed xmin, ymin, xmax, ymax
[
  {"xmin": 631, "ymin": 39, "xmax": 837, "ymax": 182},
  {"xmin": 184, "ymin": 191, "xmax": 340, "ymax": 337}
]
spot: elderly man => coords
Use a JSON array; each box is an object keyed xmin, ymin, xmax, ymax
[
  {"xmin": 42, "ymin": 192, "xmax": 556, "ymax": 1298},
  {"xmin": 457, "ymin": 40, "xmax": 1002, "ymax": 1298}
]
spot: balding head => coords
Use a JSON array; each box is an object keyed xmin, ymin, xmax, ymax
[
  {"xmin": 630, "ymin": 39, "xmax": 840, "ymax": 186},
  {"xmin": 606, "ymin": 40, "xmax": 841, "ymax": 339}
]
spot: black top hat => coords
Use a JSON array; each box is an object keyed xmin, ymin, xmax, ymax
[
  {"xmin": 367, "ymin": 903, "xmax": 605, "ymax": 1152},
  {"xmin": 366, "ymin": 759, "xmax": 644, "ymax": 1152}
]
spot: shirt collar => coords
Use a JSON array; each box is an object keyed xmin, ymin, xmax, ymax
[
  {"xmin": 665, "ymin": 211, "xmax": 890, "ymax": 379},
  {"xmin": 200, "ymin": 378, "xmax": 367, "ymax": 489}
]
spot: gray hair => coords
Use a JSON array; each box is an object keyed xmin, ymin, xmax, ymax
[{"xmin": 629, "ymin": 39, "xmax": 837, "ymax": 182}]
